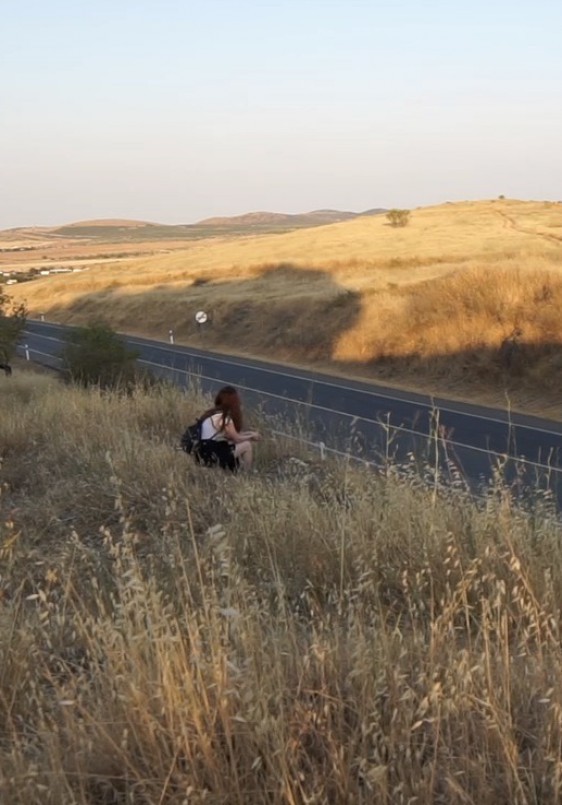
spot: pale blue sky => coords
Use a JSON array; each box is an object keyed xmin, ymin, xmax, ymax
[{"xmin": 1, "ymin": 0, "xmax": 561, "ymax": 228}]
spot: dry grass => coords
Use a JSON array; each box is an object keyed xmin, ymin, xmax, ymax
[
  {"xmin": 6, "ymin": 198, "xmax": 562, "ymax": 417},
  {"xmin": 2, "ymin": 371, "xmax": 562, "ymax": 803}
]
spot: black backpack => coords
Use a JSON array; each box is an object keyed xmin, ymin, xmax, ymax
[
  {"xmin": 180, "ymin": 408, "xmax": 221, "ymax": 456},
  {"xmin": 180, "ymin": 419, "xmax": 203, "ymax": 455}
]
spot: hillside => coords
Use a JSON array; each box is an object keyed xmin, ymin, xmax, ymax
[
  {"xmin": 55, "ymin": 218, "xmax": 154, "ymax": 228},
  {"xmin": 6, "ymin": 198, "xmax": 562, "ymax": 417},
  {"xmin": 0, "ymin": 207, "xmax": 385, "ymax": 246},
  {"xmin": 0, "ymin": 209, "xmax": 386, "ymax": 270},
  {"xmin": 195, "ymin": 207, "xmax": 384, "ymax": 227},
  {"xmin": 1, "ymin": 369, "xmax": 562, "ymax": 803}
]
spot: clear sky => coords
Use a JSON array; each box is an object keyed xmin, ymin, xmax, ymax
[{"xmin": 2, "ymin": 0, "xmax": 561, "ymax": 228}]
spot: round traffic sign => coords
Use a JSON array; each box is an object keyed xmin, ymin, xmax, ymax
[{"xmin": 195, "ymin": 310, "xmax": 208, "ymax": 324}]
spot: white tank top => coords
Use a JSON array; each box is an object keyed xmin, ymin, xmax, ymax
[{"xmin": 200, "ymin": 412, "xmax": 231, "ymax": 442}]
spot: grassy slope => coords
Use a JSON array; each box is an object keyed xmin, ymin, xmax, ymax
[
  {"xmin": 1, "ymin": 370, "xmax": 562, "ymax": 803},
  {"xmin": 7, "ymin": 198, "xmax": 562, "ymax": 417}
]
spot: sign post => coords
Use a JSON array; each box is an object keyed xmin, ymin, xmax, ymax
[{"xmin": 195, "ymin": 310, "xmax": 208, "ymax": 333}]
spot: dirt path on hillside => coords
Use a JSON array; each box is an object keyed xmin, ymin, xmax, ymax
[{"xmin": 495, "ymin": 209, "xmax": 562, "ymax": 248}]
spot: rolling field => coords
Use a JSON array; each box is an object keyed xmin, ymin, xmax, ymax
[{"xmin": 4, "ymin": 198, "xmax": 562, "ymax": 417}]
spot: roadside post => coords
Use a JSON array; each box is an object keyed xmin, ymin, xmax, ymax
[
  {"xmin": 169, "ymin": 329, "xmax": 174, "ymax": 345},
  {"xmin": 24, "ymin": 344, "xmax": 30, "ymax": 361},
  {"xmin": 40, "ymin": 313, "xmax": 45, "ymax": 322}
]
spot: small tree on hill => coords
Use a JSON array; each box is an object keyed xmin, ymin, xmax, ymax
[
  {"xmin": 61, "ymin": 321, "xmax": 139, "ymax": 389},
  {"xmin": 0, "ymin": 290, "xmax": 27, "ymax": 363},
  {"xmin": 386, "ymin": 209, "xmax": 411, "ymax": 228}
]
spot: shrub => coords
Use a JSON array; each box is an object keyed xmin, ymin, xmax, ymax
[
  {"xmin": 61, "ymin": 320, "xmax": 140, "ymax": 389},
  {"xmin": 386, "ymin": 208, "xmax": 411, "ymax": 228},
  {"xmin": 0, "ymin": 290, "xmax": 27, "ymax": 362}
]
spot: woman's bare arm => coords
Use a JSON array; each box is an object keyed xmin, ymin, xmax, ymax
[{"xmin": 224, "ymin": 422, "xmax": 260, "ymax": 443}]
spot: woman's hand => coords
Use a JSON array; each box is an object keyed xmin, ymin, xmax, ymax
[
  {"xmin": 240, "ymin": 430, "xmax": 261, "ymax": 442},
  {"xmin": 225, "ymin": 422, "xmax": 261, "ymax": 444}
]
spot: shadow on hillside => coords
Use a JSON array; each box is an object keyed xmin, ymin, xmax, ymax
[
  {"xmin": 42, "ymin": 263, "xmax": 363, "ymax": 364},
  {"xmin": 361, "ymin": 340, "xmax": 562, "ymax": 401}
]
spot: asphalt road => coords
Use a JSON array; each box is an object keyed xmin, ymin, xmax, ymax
[{"xmin": 19, "ymin": 320, "xmax": 562, "ymax": 504}]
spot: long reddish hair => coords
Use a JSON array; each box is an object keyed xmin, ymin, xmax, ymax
[{"xmin": 212, "ymin": 385, "xmax": 243, "ymax": 431}]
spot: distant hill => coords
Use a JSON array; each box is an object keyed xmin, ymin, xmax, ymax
[
  {"xmin": 195, "ymin": 208, "xmax": 386, "ymax": 228},
  {"xmin": 58, "ymin": 219, "xmax": 154, "ymax": 229},
  {"xmin": 0, "ymin": 208, "xmax": 387, "ymax": 244}
]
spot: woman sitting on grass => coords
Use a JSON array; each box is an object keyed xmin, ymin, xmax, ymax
[{"xmin": 198, "ymin": 385, "xmax": 260, "ymax": 471}]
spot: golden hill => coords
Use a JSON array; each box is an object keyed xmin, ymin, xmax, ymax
[{"xmin": 7, "ymin": 198, "xmax": 562, "ymax": 417}]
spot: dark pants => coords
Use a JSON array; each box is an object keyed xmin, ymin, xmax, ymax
[{"xmin": 197, "ymin": 440, "xmax": 238, "ymax": 472}]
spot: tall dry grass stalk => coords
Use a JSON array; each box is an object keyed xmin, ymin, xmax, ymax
[{"xmin": 1, "ymin": 371, "xmax": 562, "ymax": 802}]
